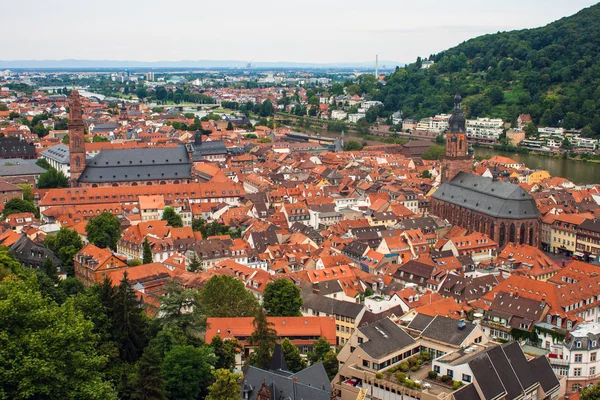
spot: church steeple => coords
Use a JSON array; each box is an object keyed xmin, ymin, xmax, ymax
[
  {"xmin": 441, "ymin": 93, "xmax": 473, "ymax": 182},
  {"xmin": 68, "ymin": 90, "xmax": 86, "ymax": 187}
]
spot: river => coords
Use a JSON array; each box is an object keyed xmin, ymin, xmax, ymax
[{"xmin": 474, "ymin": 148, "xmax": 600, "ymax": 185}]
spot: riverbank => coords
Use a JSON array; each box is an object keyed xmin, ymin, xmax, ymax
[
  {"xmin": 474, "ymin": 147, "xmax": 600, "ymax": 184},
  {"xmin": 474, "ymin": 143, "xmax": 600, "ymax": 164}
]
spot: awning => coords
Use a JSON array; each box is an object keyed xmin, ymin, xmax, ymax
[{"xmin": 574, "ymin": 252, "xmax": 585, "ymax": 257}]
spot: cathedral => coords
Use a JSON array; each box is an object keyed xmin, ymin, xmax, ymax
[
  {"xmin": 68, "ymin": 90, "xmax": 193, "ymax": 188},
  {"xmin": 431, "ymin": 94, "xmax": 540, "ymax": 247}
]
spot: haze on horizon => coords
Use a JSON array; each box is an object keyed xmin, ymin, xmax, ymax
[{"xmin": 2, "ymin": 0, "xmax": 598, "ymax": 65}]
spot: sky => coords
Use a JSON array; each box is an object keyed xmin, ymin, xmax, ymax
[{"xmin": 2, "ymin": 0, "xmax": 598, "ymax": 64}]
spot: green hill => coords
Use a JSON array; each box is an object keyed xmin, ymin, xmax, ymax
[{"xmin": 373, "ymin": 3, "xmax": 600, "ymax": 137}]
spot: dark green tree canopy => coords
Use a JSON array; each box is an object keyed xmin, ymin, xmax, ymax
[
  {"xmin": 263, "ymin": 279, "xmax": 303, "ymax": 316},
  {"xmin": 161, "ymin": 207, "xmax": 183, "ymax": 228},
  {"xmin": 198, "ymin": 275, "xmax": 259, "ymax": 318},
  {"xmin": 86, "ymin": 211, "xmax": 122, "ymax": 250}
]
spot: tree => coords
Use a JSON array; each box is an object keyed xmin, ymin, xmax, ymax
[
  {"xmin": 249, "ymin": 308, "xmax": 278, "ymax": 369},
  {"xmin": 198, "ymin": 275, "xmax": 259, "ymax": 317},
  {"xmin": 281, "ymin": 338, "xmax": 306, "ymax": 373},
  {"xmin": 308, "ymin": 337, "xmax": 338, "ymax": 380},
  {"xmin": 188, "ymin": 253, "xmax": 202, "ymax": 272},
  {"xmin": 562, "ymin": 137, "xmax": 572, "ymax": 149},
  {"xmin": 421, "ymin": 145, "xmax": 446, "ymax": 160},
  {"xmin": 2, "ymin": 198, "xmax": 38, "ymax": 218},
  {"xmin": 112, "ymin": 272, "xmax": 147, "ymax": 363},
  {"xmin": 37, "ymin": 167, "xmax": 69, "ymax": 189},
  {"xmin": 0, "ymin": 276, "xmax": 117, "ymax": 399},
  {"xmin": 343, "ymin": 140, "xmax": 363, "ymax": 151},
  {"xmin": 206, "ymin": 369, "xmax": 242, "ymax": 400},
  {"xmin": 44, "ymin": 226, "xmax": 83, "ymax": 276},
  {"xmin": 263, "ymin": 279, "xmax": 303, "ymax": 316},
  {"xmin": 161, "ymin": 207, "xmax": 183, "ymax": 228},
  {"xmin": 42, "ymin": 257, "xmax": 59, "ymax": 283},
  {"xmin": 143, "ymin": 238, "xmax": 153, "ymax": 264},
  {"xmin": 421, "ymin": 170, "xmax": 432, "ymax": 179},
  {"xmin": 0, "ymin": 103, "xmax": 8, "ymax": 111},
  {"xmin": 161, "ymin": 345, "xmax": 215, "ymax": 400},
  {"xmin": 36, "ymin": 158, "xmax": 51, "ymax": 170},
  {"xmin": 132, "ymin": 345, "xmax": 167, "ymax": 400},
  {"xmin": 86, "ymin": 212, "xmax": 122, "ymax": 250},
  {"xmin": 17, "ymin": 184, "xmax": 33, "ymax": 202},
  {"xmin": 9, "ymin": 111, "xmax": 19, "ymax": 120},
  {"xmin": 226, "ymin": 121, "xmax": 234, "ymax": 131},
  {"xmin": 211, "ymin": 335, "xmax": 243, "ymax": 371},
  {"xmin": 93, "ymin": 135, "xmax": 110, "ymax": 142},
  {"xmin": 259, "ymin": 99, "xmax": 273, "ymax": 117},
  {"xmin": 158, "ymin": 281, "xmax": 205, "ymax": 339},
  {"xmin": 524, "ymin": 123, "xmax": 537, "ymax": 138},
  {"xmin": 582, "ymin": 382, "xmax": 600, "ymax": 400}
]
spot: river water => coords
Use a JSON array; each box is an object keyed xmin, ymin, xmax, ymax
[{"xmin": 474, "ymin": 148, "xmax": 600, "ymax": 185}]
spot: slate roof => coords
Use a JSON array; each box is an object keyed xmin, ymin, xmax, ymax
[
  {"xmin": 79, "ymin": 144, "xmax": 191, "ymax": 183},
  {"xmin": 41, "ymin": 144, "xmax": 70, "ymax": 163},
  {"xmin": 0, "ymin": 137, "xmax": 37, "ymax": 159},
  {"xmin": 407, "ymin": 313, "xmax": 435, "ymax": 332},
  {"xmin": 0, "ymin": 163, "xmax": 45, "ymax": 176},
  {"xmin": 359, "ymin": 318, "xmax": 416, "ymax": 359},
  {"xmin": 432, "ymin": 172, "xmax": 539, "ymax": 219},
  {"xmin": 302, "ymin": 291, "xmax": 365, "ymax": 319},
  {"xmin": 241, "ymin": 363, "xmax": 330, "ymax": 400},
  {"xmin": 420, "ymin": 315, "xmax": 476, "ymax": 346},
  {"xmin": 192, "ymin": 140, "xmax": 227, "ymax": 159}
]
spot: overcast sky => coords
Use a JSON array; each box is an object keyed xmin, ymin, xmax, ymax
[{"xmin": 2, "ymin": 0, "xmax": 597, "ymax": 63}]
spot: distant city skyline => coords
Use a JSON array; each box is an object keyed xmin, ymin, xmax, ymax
[{"xmin": 2, "ymin": 0, "xmax": 598, "ymax": 64}]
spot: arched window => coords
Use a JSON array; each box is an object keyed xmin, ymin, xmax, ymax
[
  {"xmin": 529, "ymin": 226, "xmax": 535, "ymax": 246},
  {"xmin": 75, "ymin": 157, "xmax": 80, "ymax": 167},
  {"xmin": 519, "ymin": 224, "xmax": 526, "ymax": 245},
  {"xmin": 509, "ymin": 223, "xmax": 516, "ymax": 243},
  {"xmin": 499, "ymin": 223, "xmax": 505, "ymax": 246}
]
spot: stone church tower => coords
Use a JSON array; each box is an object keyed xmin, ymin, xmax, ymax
[
  {"xmin": 441, "ymin": 93, "xmax": 473, "ymax": 182},
  {"xmin": 68, "ymin": 90, "xmax": 86, "ymax": 187}
]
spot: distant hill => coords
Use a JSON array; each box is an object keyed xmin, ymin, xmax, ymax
[
  {"xmin": 375, "ymin": 3, "xmax": 600, "ymax": 137},
  {"xmin": 0, "ymin": 59, "xmax": 402, "ymax": 70}
]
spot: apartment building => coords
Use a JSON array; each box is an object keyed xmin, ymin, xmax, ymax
[{"xmin": 466, "ymin": 117, "xmax": 504, "ymax": 141}]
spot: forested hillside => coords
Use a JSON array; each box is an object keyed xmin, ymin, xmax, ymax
[{"xmin": 371, "ymin": 3, "xmax": 600, "ymax": 137}]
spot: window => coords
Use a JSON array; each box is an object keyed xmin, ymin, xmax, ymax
[
  {"xmin": 462, "ymin": 374, "xmax": 472, "ymax": 383},
  {"xmin": 362, "ymin": 360, "xmax": 371, "ymax": 368},
  {"xmin": 592, "ymin": 352, "xmax": 597, "ymax": 362},
  {"xmin": 434, "ymin": 365, "xmax": 440, "ymax": 373},
  {"xmin": 575, "ymin": 354, "xmax": 583, "ymax": 363},
  {"xmin": 577, "ymin": 341, "xmax": 582, "ymax": 348},
  {"xmin": 447, "ymin": 369, "xmax": 454, "ymax": 378},
  {"xmin": 574, "ymin": 368, "xmax": 582, "ymax": 377},
  {"xmin": 358, "ymin": 337, "xmax": 363, "ymax": 344},
  {"xmin": 591, "ymin": 367, "xmax": 596, "ymax": 376},
  {"xmin": 573, "ymin": 384, "xmax": 582, "ymax": 392}
]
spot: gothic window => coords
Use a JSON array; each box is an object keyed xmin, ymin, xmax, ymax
[
  {"xmin": 75, "ymin": 157, "xmax": 80, "ymax": 167},
  {"xmin": 499, "ymin": 223, "xmax": 505, "ymax": 246},
  {"xmin": 520, "ymin": 224, "xmax": 526, "ymax": 245},
  {"xmin": 509, "ymin": 223, "xmax": 516, "ymax": 243},
  {"xmin": 529, "ymin": 225, "xmax": 535, "ymax": 246}
]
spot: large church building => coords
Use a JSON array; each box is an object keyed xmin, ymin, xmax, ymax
[{"xmin": 431, "ymin": 94, "xmax": 540, "ymax": 247}]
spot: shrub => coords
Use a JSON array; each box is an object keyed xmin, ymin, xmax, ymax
[
  {"xmin": 421, "ymin": 351, "xmax": 431, "ymax": 361},
  {"xmin": 395, "ymin": 372, "xmax": 406, "ymax": 383},
  {"xmin": 441, "ymin": 375, "xmax": 452, "ymax": 383},
  {"xmin": 399, "ymin": 362, "xmax": 409, "ymax": 372},
  {"xmin": 375, "ymin": 372, "xmax": 383, "ymax": 379},
  {"xmin": 405, "ymin": 380, "xmax": 415, "ymax": 389},
  {"xmin": 408, "ymin": 357, "xmax": 417, "ymax": 366},
  {"xmin": 410, "ymin": 366, "xmax": 418, "ymax": 372},
  {"xmin": 452, "ymin": 381, "xmax": 463, "ymax": 390},
  {"xmin": 428, "ymin": 371, "xmax": 438, "ymax": 379}
]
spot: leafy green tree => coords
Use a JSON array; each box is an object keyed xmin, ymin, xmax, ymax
[
  {"xmin": 0, "ymin": 103, "xmax": 8, "ymax": 111},
  {"xmin": 62, "ymin": 134, "xmax": 70, "ymax": 144},
  {"xmin": 263, "ymin": 279, "xmax": 303, "ymax": 316},
  {"xmin": 421, "ymin": 170, "xmax": 432, "ymax": 179},
  {"xmin": 42, "ymin": 257, "xmax": 59, "ymax": 283},
  {"xmin": 344, "ymin": 140, "xmax": 363, "ymax": 151},
  {"xmin": 9, "ymin": 111, "xmax": 20, "ymax": 120},
  {"xmin": 0, "ymin": 246, "xmax": 24, "ymax": 280},
  {"xmin": 36, "ymin": 158, "xmax": 51, "ymax": 170},
  {"xmin": 211, "ymin": 335, "xmax": 243, "ymax": 371},
  {"xmin": 582, "ymin": 382, "xmax": 600, "ymax": 400},
  {"xmin": 206, "ymin": 369, "xmax": 242, "ymax": 400},
  {"xmin": 161, "ymin": 207, "xmax": 183, "ymax": 228},
  {"xmin": 93, "ymin": 135, "xmax": 110, "ymax": 142},
  {"xmin": 524, "ymin": 123, "xmax": 537, "ymax": 138},
  {"xmin": 44, "ymin": 226, "xmax": 83, "ymax": 276},
  {"xmin": 198, "ymin": 275, "xmax": 259, "ymax": 317},
  {"xmin": 0, "ymin": 276, "xmax": 117, "ymax": 399},
  {"xmin": 421, "ymin": 145, "xmax": 446, "ymax": 160},
  {"xmin": 112, "ymin": 272, "xmax": 147, "ymax": 363},
  {"xmin": 86, "ymin": 211, "xmax": 122, "ymax": 250},
  {"xmin": 158, "ymin": 281, "xmax": 205, "ymax": 339},
  {"xmin": 259, "ymin": 99, "xmax": 274, "ymax": 117},
  {"xmin": 161, "ymin": 345, "xmax": 216, "ymax": 400},
  {"xmin": 249, "ymin": 308, "xmax": 277, "ymax": 369},
  {"xmin": 281, "ymin": 338, "xmax": 306, "ymax": 372},
  {"xmin": 37, "ymin": 167, "xmax": 69, "ymax": 188},
  {"xmin": 226, "ymin": 121, "xmax": 234, "ymax": 130},
  {"xmin": 132, "ymin": 345, "xmax": 167, "ymax": 400},
  {"xmin": 17, "ymin": 184, "xmax": 33, "ymax": 202},
  {"xmin": 308, "ymin": 337, "xmax": 338, "ymax": 380},
  {"xmin": 143, "ymin": 237, "xmax": 153, "ymax": 264},
  {"xmin": 2, "ymin": 198, "xmax": 38, "ymax": 218},
  {"xmin": 562, "ymin": 137, "xmax": 572, "ymax": 149},
  {"xmin": 188, "ymin": 253, "xmax": 202, "ymax": 272}
]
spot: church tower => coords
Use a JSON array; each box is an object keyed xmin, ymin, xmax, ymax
[
  {"xmin": 441, "ymin": 93, "xmax": 473, "ymax": 182},
  {"xmin": 68, "ymin": 90, "xmax": 86, "ymax": 187}
]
